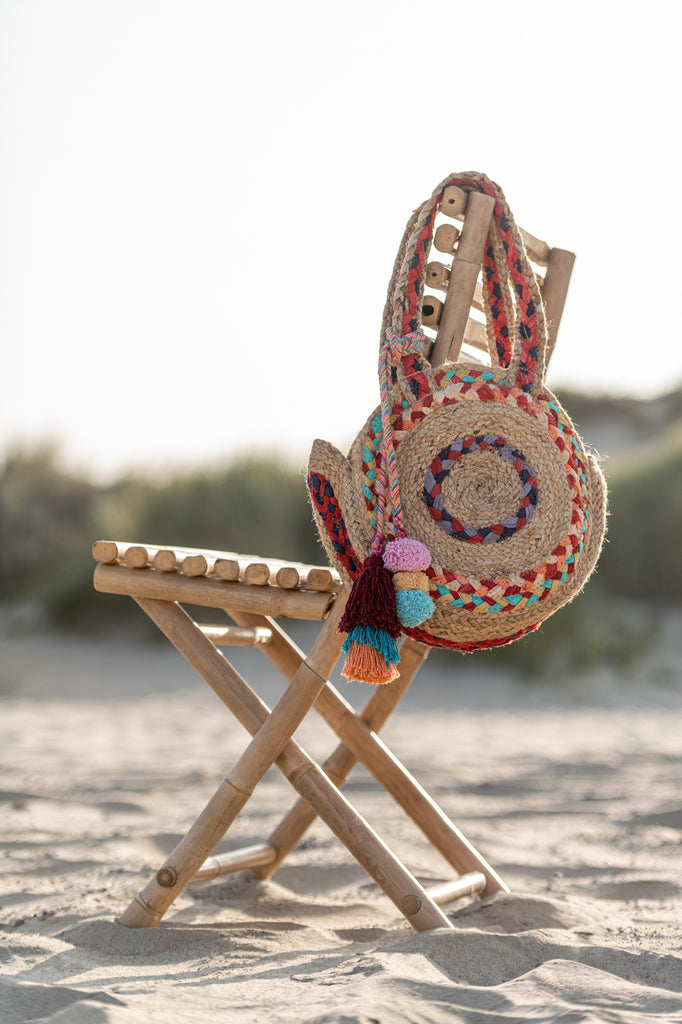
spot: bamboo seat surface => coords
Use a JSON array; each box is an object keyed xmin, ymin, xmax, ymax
[{"xmin": 91, "ymin": 187, "xmax": 574, "ymax": 933}]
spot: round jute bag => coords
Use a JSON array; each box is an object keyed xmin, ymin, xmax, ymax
[{"xmin": 308, "ymin": 172, "xmax": 607, "ymax": 684}]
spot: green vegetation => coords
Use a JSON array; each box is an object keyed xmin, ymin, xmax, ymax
[
  {"xmin": 1, "ymin": 389, "xmax": 680, "ymax": 676},
  {"xmin": 0, "ymin": 446, "xmax": 323, "ymax": 630}
]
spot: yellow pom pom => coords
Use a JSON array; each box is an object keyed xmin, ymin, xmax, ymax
[{"xmin": 392, "ymin": 570, "xmax": 430, "ymax": 592}]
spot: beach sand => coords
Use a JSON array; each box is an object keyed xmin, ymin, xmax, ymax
[{"xmin": 2, "ymin": 618, "xmax": 682, "ymax": 1023}]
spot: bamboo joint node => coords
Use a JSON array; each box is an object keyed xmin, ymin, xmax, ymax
[
  {"xmin": 401, "ymin": 894, "xmax": 422, "ymax": 917},
  {"xmin": 156, "ymin": 867, "xmax": 178, "ymax": 888}
]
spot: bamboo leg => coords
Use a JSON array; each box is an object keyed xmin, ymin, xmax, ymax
[
  {"xmin": 429, "ymin": 191, "xmax": 495, "ymax": 368},
  {"xmin": 253, "ymin": 637, "xmax": 427, "ymax": 879},
  {"xmin": 118, "ymin": 597, "xmax": 452, "ymax": 932},
  {"xmin": 119, "ymin": 593, "xmax": 347, "ymax": 928},
  {"xmin": 231, "ymin": 614, "xmax": 507, "ymax": 896}
]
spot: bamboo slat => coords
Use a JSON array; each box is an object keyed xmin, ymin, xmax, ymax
[
  {"xmin": 182, "ymin": 554, "xmax": 208, "ymax": 577},
  {"xmin": 198, "ymin": 625, "xmax": 273, "ymax": 647},
  {"xmin": 191, "ymin": 843, "xmax": 277, "ymax": 881},
  {"xmin": 519, "ymin": 226, "xmax": 551, "ymax": 267},
  {"xmin": 94, "ymin": 564, "xmax": 335, "ymax": 620},
  {"xmin": 541, "ymin": 247, "xmax": 576, "ymax": 363},
  {"xmin": 123, "ymin": 545, "xmax": 149, "ymax": 569},
  {"xmin": 440, "ymin": 185, "xmax": 468, "ymax": 218},
  {"xmin": 421, "ymin": 295, "xmax": 442, "ymax": 328},
  {"xmin": 433, "ymin": 223, "xmax": 460, "ymax": 254},
  {"xmin": 276, "ymin": 566, "xmax": 300, "ymax": 589},
  {"xmin": 91, "ymin": 541, "xmax": 341, "ymax": 593},
  {"xmin": 429, "ymin": 191, "xmax": 495, "ymax": 368},
  {"xmin": 463, "ymin": 319, "xmax": 489, "ymax": 353},
  {"xmin": 214, "ymin": 558, "xmax": 241, "ymax": 581},
  {"xmin": 305, "ymin": 568, "xmax": 334, "ymax": 592},
  {"xmin": 244, "ymin": 563, "xmax": 272, "ymax": 586},
  {"xmin": 427, "ymin": 872, "xmax": 487, "ymax": 906},
  {"xmin": 426, "ymin": 261, "xmax": 449, "ymax": 291},
  {"xmin": 154, "ymin": 549, "xmax": 178, "ymax": 572},
  {"xmin": 91, "ymin": 540, "xmax": 118, "ymax": 564}
]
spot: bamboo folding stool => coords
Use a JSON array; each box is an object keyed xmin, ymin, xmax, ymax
[{"xmin": 93, "ymin": 187, "xmax": 575, "ymax": 932}]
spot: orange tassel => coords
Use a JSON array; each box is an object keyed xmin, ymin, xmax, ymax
[{"xmin": 341, "ymin": 643, "xmax": 400, "ymax": 685}]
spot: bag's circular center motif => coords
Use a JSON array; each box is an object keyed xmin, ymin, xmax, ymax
[{"xmin": 422, "ymin": 434, "xmax": 538, "ymax": 543}]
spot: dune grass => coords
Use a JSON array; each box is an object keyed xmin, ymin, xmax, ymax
[{"xmin": 1, "ymin": 420, "xmax": 679, "ymax": 674}]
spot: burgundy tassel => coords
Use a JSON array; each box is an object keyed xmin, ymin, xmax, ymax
[{"xmin": 339, "ymin": 553, "xmax": 401, "ymax": 636}]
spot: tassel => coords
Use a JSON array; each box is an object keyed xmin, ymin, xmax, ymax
[
  {"xmin": 341, "ymin": 626, "xmax": 400, "ymax": 685},
  {"xmin": 339, "ymin": 553, "xmax": 401, "ymax": 636}
]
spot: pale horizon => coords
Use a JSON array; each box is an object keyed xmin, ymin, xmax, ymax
[{"xmin": 2, "ymin": 1, "xmax": 679, "ymax": 481}]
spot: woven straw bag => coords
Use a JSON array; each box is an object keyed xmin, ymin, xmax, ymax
[{"xmin": 308, "ymin": 172, "xmax": 607, "ymax": 684}]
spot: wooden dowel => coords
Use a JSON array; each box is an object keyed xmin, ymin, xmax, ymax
[
  {"xmin": 91, "ymin": 540, "xmax": 119, "ymax": 564},
  {"xmin": 425, "ymin": 261, "xmax": 450, "ymax": 291},
  {"xmin": 198, "ymin": 625, "xmax": 272, "ymax": 647},
  {"xmin": 276, "ymin": 566, "xmax": 300, "ymax": 589},
  {"xmin": 471, "ymin": 280, "xmax": 485, "ymax": 313},
  {"xmin": 214, "ymin": 558, "xmax": 241, "ymax": 581},
  {"xmin": 94, "ymin": 564, "xmax": 335, "ymax": 620},
  {"xmin": 463, "ymin": 319, "xmax": 489, "ymax": 353},
  {"xmin": 429, "ymin": 191, "xmax": 495, "ymax": 368},
  {"xmin": 124, "ymin": 545, "xmax": 149, "ymax": 569},
  {"xmin": 433, "ymin": 223, "xmax": 460, "ymax": 254},
  {"xmin": 92, "ymin": 540, "xmax": 341, "ymax": 592},
  {"xmin": 519, "ymin": 226, "xmax": 551, "ymax": 267},
  {"xmin": 192, "ymin": 843, "xmax": 277, "ymax": 881},
  {"xmin": 182, "ymin": 554, "xmax": 209, "ymax": 577},
  {"xmin": 153, "ymin": 549, "xmax": 178, "ymax": 572},
  {"xmin": 304, "ymin": 568, "xmax": 334, "ymax": 592},
  {"xmin": 427, "ymin": 872, "xmax": 487, "ymax": 906},
  {"xmin": 244, "ymin": 563, "xmax": 272, "ymax": 586},
  {"xmin": 421, "ymin": 295, "xmax": 442, "ymax": 329},
  {"xmin": 440, "ymin": 185, "xmax": 468, "ymax": 218}
]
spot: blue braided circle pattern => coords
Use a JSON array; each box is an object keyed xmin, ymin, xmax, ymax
[{"xmin": 423, "ymin": 434, "xmax": 538, "ymax": 543}]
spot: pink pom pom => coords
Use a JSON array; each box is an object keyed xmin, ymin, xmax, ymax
[{"xmin": 383, "ymin": 537, "xmax": 431, "ymax": 572}]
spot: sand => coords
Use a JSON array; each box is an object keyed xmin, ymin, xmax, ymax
[{"xmin": 2, "ymin": 617, "xmax": 682, "ymax": 1023}]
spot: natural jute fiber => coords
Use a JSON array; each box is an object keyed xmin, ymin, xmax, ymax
[{"xmin": 308, "ymin": 172, "xmax": 607, "ymax": 666}]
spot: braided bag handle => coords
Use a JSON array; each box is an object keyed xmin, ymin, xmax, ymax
[{"xmin": 380, "ymin": 172, "xmax": 548, "ymax": 396}]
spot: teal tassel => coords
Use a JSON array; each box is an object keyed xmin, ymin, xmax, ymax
[{"xmin": 341, "ymin": 625, "xmax": 400, "ymax": 664}]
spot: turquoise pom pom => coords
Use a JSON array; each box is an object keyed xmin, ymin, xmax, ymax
[{"xmin": 395, "ymin": 589, "xmax": 435, "ymax": 628}]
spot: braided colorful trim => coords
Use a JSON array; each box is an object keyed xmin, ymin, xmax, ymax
[
  {"xmin": 360, "ymin": 369, "xmax": 588, "ymax": 615},
  {"xmin": 399, "ymin": 176, "xmax": 539, "ymax": 392},
  {"xmin": 403, "ymin": 616, "xmax": 543, "ymax": 652},
  {"xmin": 423, "ymin": 435, "xmax": 537, "ymax": 542},
  {"xmin": 308, "ymin": 472, "xmax": 361, "ymax": 579},
  {"xmin": 308, "ymin": 469, "xmax": 546, "ymax": 653},
  {"xmin": 360, "ymin": 366, "xmax": 509, "ymax": 532}
]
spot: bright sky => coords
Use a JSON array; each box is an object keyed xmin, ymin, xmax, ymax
[{"xmin": 1, "ymin": 1, "xmax": 679, "ymax": 480}]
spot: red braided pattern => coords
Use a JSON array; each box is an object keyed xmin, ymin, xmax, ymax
[
  {"xmin": 361, "ymin": 369, "xmax": 588, "ymax": 614},
  {"xmin": 404, "ymin": 176, "xmax": 540, "ymax": 390},
  {"xmin": 402, "ymin": 202, "xmax": 440, "ymax": 335},
  {"xmin": 308, "ymin": 472, "xmax": 362, "ymax": 580},
  {"xmin": 483, "ymin": 240, "xmax": 511, "ymax": 367},
  {"xmin": 403, "ymin": 617, "xmax": 543, "ymax": 652}
]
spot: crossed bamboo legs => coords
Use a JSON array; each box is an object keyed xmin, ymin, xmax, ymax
[{"xmin": 119, "ymin": 591, "xmax": 507, "ymax": 931}]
